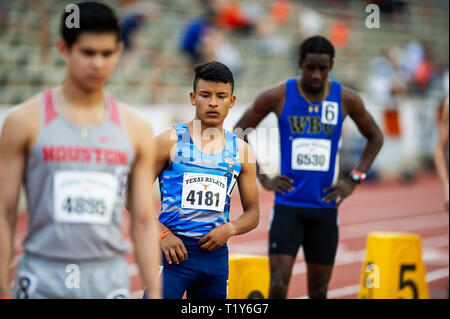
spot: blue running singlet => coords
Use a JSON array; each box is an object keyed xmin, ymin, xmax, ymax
[
  {"xmin": 275, "ymin": 78, "xmax": 343, "ymax": 209},
  {"xmin": 158, "ymin": 123, "xmax": 242, "ymax": 240}
]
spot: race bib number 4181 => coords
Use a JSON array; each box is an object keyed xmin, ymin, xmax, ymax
[
  {"xmin": 181, "ymin": 173, "xmax": 227, "ymax": 212},
  {"xmin": 291, "ymin": 138, "xmax": 331, "ymax": 171},
  {"xmin": 54, "ymin": 171, "xmax": 118, "ymax": 225}
]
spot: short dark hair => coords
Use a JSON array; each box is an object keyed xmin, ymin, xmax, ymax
[
  {"xmin": 299, "ymin": 35, "xmax": 335, "ymax": 61},
  {"xmin": 60, "ymin": 2, "xmax": 121, "ymax": 48},
  {"xmin": 193, "ymin": 61, "xmax": 235, "ymax": 94}
]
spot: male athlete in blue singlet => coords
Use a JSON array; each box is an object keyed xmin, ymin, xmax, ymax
[
  {"xmin": 146, "ymin": 62, "xmax": 260, "ymax": 299},
  {"xmin": 234, "ymin": 36, "xmax": 384, "ymax": 299}
]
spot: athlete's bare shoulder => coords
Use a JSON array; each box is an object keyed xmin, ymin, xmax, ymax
[
  {"xmin": 118, "ymin": 102, "xmax": 154, "ymax": 152},
  {"xmin": 1, "ymin": 93, "xmax": 41, "ymax": 150},
  {"xmin": 155, "ymin": 127, "xmax": 177, "ymax": 145},
  {"xmin": 340, "ymin": 85, "xmax": 365, "ymax": 118},
  {"xmin": 253, "ymin": 81, "xmax": 286, "ymax": 117},
  {"xmin": 155, "ymin": 127, "xmax": 178, "ymax": 155}
]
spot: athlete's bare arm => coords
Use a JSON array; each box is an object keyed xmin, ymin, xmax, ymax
[
  {"xmin": 198, "ymin": 140, "xmax": 260, "ymax": 251},
  {"xmin": 0, "ymin": 98, "xmax": 40, "ymax": 297},
  {"xmin": 233, "ymin": 83, "xmax": 294, "ymax": 193},
  {"xmin": 434, "ymin": 98, "xmax": 449, "ymax": 208},
  {"xmin": 122, "ymin": 106, "xmax": 161, "ymax": 298},
  {"xmin": 322, "ymin": 87, "xmax": 384, "ymax": 205},
  {"xmin": 153, "ymin": 128, "xmax": 189, "ymax": 265}
]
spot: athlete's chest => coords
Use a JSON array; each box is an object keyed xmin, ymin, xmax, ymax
[{"xmin": 281, "ymin": 100, "xmax": 342, "ymax": 137}]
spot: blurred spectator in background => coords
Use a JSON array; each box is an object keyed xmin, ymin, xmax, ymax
[
  {"xmin": 367, "ymin": 45, "xmax": 407, "ymax": 106},
  {"xmin": 397, "ymin": 41, "xmax": 435, "ymax": 95},
  {"xmin": 121, "ymin": 2, "xmax": 160, "ymax": 51},
  {"xmin": 179, "ymin": 5, "xmax": 218, "ymax": 66},
  {"xmin": 434, "ymin": 97, "xmax": 449, "ymax": 209},
  {"xmin": 216, "ymin": 0, "xmax": 254, "ymax": 34},
  {"xmin": 270, "ymin": 0, "xmax": 291, "ymax": 25},
  {"xmin": 253, "ymin": 0, "xmax": 291, "ymax": 55},
  {"xmin": 411, "ymin": 43, "xmax": 433, "ymax": 94},
  {"xmin": 296, "ymin": 4, "xmax": 325, "ymax": 41},
  {"xmin": 119, "ymin": 1, "xmax": 160, "ymax": 71},
  {"xmin": 241, "ymin": 0, "xmax": 265, "ymax": 25},
  {"xmin": 327, "ymin": 9, "xmax": 352, "ymax": 51},
  {"xmin": 180, "ymin": 0, "xmax": 243, "ymax": 75},
  {"xmin": 36, "ymin": 1, "xmax": 51, "ymax": 65},
  {"xmin": 369, "ymin": 0, "xmax": 408, "ymax": 25},
  {"xmin": 200, "ymin": 26, "xmax": 242, "ymax": 75}
]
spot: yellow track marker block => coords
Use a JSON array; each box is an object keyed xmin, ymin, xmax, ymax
[
  {"xmin": 358, "ymin": 232, "xmax": 429, "ymax": 299},
  {"xmin": 228, "ymin": 254, "xmax": 270, "ymax": 299}
]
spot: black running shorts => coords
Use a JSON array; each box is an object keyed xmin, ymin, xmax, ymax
[{"xmin": 268, "ymin": 204, "xmax": 339, "ymax": 265}]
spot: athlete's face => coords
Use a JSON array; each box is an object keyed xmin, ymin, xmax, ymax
[
  {"xmin": 58, "ymin": 32, "xmax": 122, "ymax": 91},
  {"xmin": 299, "ymin": 53, "xmax": 333, "ymax": 94},
  {"xmin": 190, "ymin": 79, "xmax": 236, "ymax": 127}
]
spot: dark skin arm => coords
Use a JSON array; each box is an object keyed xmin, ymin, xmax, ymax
[
  {"xmin": 234, "ymin": 83, "xmax": 384, "ymax": 207},
  {"xmin": 233, "ymin": 82, "xmax": 295, "ymax": 193},
  {"xmin": 322, "ymin": 87, "xmax": 384, "ymax": 205}
]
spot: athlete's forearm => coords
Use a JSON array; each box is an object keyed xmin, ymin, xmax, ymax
[
  {"xmin": 0, "ymin": 211, "xmax": 14, "ymax": 297},
  {"xmin": 434, "ymin": 147, "xmax": 449, "ymax": 189},
  {"xmin": 131, "ymin": 213, "xmax": 161, "ymax": 299},
  {"xmin": 229, "ymin": 206, "xmax": 259, "ymax": 237},
  {"xmin": 354, "ymin": 130, "xmax": 384, "ymax": 174}
]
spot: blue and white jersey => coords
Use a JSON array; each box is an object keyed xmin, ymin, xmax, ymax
[
  {"xmin": 275, "ymin": 78, "xmax": 343, "ymax": 209},
  {"xmin": 158, "ymin": 123, "xmax": 241, "ymax": 240}
]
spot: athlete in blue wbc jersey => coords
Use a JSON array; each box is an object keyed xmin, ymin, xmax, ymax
[
  {"xmin": 233, "ymin": 36, "xmax": 384, "ymax": 299},
  {"xmin": 144, "ymin": 61, "xmax": 260, "ymax": 299}
]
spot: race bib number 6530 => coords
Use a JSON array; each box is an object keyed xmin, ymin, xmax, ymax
[
  {"xmin": 291, "ymin": 138, "xmax": 331, "ymax": 171},
  {"xmin": 54, "ymin": 171, "xmax": 118, "ymax": 225}
]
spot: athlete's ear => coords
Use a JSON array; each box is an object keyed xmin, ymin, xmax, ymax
[
  {"xmin": 329, "ymin": 58, "xmax": 334, "ymax": 70},
  {"xmin": 229, "ymin": 95, "xmax": 236, "ymax": 109},
  {"xmin": 56, "ymin": 38, "xmax": 69, "ymax": 60},
  {"xmin": 298, "ymin": 59, "xmax": 303, "ymax": 70},
  {"xmin": 189, "ymin": 92, "xmax": 196, "ymax": 106},
  {"xmin": 115, "ymin": 41, "xmax": 124, "ymax": 55}
]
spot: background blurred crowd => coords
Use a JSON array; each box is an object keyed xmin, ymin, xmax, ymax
[{"xmin": 0, "ymin": 0, "xmax": 448, "ymax": 180}]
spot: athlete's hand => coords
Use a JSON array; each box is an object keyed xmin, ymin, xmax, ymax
[
  {"xmin": 198, "ymin": 223, "xmax": 234, "ymax": 251},
  {"xmin": 160, "ymin": 233, "xmax": 188, "ymax": 265},
  {"xmin": 259, "ymin": 174, "xmax": 294, "ymax": 194},
  {"xmin": 322, "ymin": 179, "xmax": 357, "ymax": 206}
]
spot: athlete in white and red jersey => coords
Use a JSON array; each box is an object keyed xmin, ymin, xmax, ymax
[{"xmin": 0, "ymin": 2, "xmax": 161, "ymax": 299}]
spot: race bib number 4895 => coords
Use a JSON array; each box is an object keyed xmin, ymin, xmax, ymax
[
  {"xmin": 181, "ymin": 173, "xmax": 227, "ymax": 212},
  {"xmin": 291, "ymin": 138, "xmax": 331, "ymax": 171},
  {"xmin": 54, "ymin": 171, "xmax": 118, "ymax": 225}
]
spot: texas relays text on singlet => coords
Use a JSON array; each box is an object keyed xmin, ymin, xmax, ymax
[{"xmin": 158, "ymin": 123, "xmax": 241, "ymax": 240}]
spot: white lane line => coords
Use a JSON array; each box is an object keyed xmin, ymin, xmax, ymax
[
  {"xmin": 228, "ymin": 215, "xmax": 448, "ymax": 256},
  {"xmin": 294, "ymin": 267, "xmax": 450, "ymax": 299},
  {"xmin": 426, "ymin": 267, "xmax": 450, "ymax": 282},
  {"xmin": 339, "ymin": 213, "xmax": 448, "ymax": 240}
]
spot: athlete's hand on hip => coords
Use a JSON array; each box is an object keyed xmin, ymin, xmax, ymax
[
  {"xmin": 160, "ymin": 233, "xmax": 188, "ymax": 265},
  {"xmin": 322, "ymin": 179, "xmax": 356, "ymax": 206},
  {"xmin": 259, "ymin": 174, "xmax": 294, "ymax": 194},
  {"xmin": 198, "ymin": 223, "xmax": 234, "ymax": 251}
]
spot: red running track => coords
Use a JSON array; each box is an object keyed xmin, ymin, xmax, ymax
[{"xmin": 10, "ymin": 173, "xmax": 449, "ymax": 299}]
